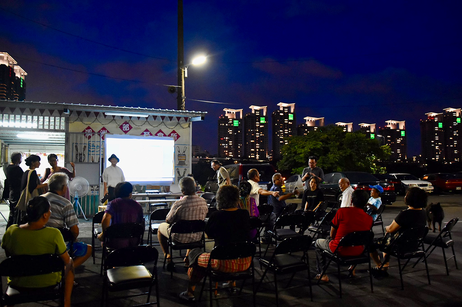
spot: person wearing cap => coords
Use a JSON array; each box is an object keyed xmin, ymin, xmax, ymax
[
  {"xmin": 102, "ymin": 154, "xmax": 125, "ymax": 201},
  {"xmin": 366, "ymin": 184, "xmax": 383, "ymax": 221}
]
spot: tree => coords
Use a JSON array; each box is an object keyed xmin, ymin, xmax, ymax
[{"xmin": 277, "ymin": 125, "xmax": 390, "ymax": 175}]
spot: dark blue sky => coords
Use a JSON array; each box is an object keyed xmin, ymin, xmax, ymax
[{"xmin": 1, "ymin": 0, "xmax": 461, "ymax": 156}]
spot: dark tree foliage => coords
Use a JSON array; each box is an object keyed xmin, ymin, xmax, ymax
[{"xmin": 277, "ymin": 125, "xmax": 390, "ymax": 175}]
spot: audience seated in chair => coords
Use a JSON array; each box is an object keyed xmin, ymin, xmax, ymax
[
  {"xmin": 179, "ymin": 185, "xmax": 251, "ymax": 302},
  {"xmin": 1, "ymin": 196, "xmax": 74, "ymax": 307},
  {"xmin": 370, "ymin": 187, "xmax": 427, "ymax": 276},
  {"xmin": 98, "ymin": 181, "xmax": 144, "ymax": 249},
  {"xmin": 300, "ymin": 177, "xmax": 325, "ymax": 233},
  {"xmin": 157, "ymin": 176, "xmax": 208, "ymax": 271},
  {"xmin": 315, "ymin": 190, "xmax": 373, "ymax": 281},
  {"xmin": 43, "ymin": 173, "xmax": 92, "ymax": 268}
]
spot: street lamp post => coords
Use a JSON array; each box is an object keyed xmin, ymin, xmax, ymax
[{"xmin": 177, "ymin": 56, "xmax": 207, "ymax": 111}]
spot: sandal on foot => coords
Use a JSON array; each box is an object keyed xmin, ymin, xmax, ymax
[
  {"xmin": 315, "ymin": 274, "xmax": 329, "ymax": 282},
  {"xmin": 179, "ymin": 291, "xmax": 195, "ymax": 302}
]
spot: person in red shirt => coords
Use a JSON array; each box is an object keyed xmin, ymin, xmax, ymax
[{"xmin": 315, "ymin": 190, "xmax": 373, "ymax": 281}]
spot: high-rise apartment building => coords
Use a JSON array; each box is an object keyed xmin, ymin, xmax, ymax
[
  {"xmin": 336, "ymin": 122, "xmax": 353, "ymax": 132},
  {"xmin": 420, "ymin": 108, "xmax": 462, "ymax": 163},
  {"xmin": 244, "ymin": 105, "xmax": 268, "ymax": 160},
  {"xmin": 217, "ymin": 108, "xmax": 243, "ymax": 158},
  {"xmin": 0, "ymin": 52, "xmax": 27, "ymax": 101},
  {"xmin": 272, "ymin": 102, "xmax": 296, "ymax": 159},
  {"xmin": 358, "ymin": 123, "xmax": 376, "ymax": 140},
  {"xmin": 297, "ymin": 116, "xmax": 324, "ymax": 136},
  {"xmin": 379, "ymin": 120, "xmax": 407, "ymax": 162}
]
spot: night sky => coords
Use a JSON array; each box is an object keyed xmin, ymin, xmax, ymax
[{"xmin": 1, "ymin": 1, "xmax": 461, "ymax": 157}]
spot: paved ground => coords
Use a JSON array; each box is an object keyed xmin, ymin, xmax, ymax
[{"xmin": 0, "ymin": 194, "xmax": 461, "ymax": 307}]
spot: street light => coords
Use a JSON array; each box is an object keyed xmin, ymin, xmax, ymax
[{"xmin": 178, "ymin": 55, "xmax": 207, "ymax": 110}]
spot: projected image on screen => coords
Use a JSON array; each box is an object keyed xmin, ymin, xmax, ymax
[{"xmin": 105, "ymin": 135, "xmax": 175, "ymax": 185}]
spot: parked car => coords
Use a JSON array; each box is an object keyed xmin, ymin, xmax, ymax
[
  {"xmin": 422, "ymin": 173, "xmax": 462, "ymax": 193},
  {"xmin": 285, "ymin": 174, "xmax": 305, "ymax": 193},
  {"xmin": 320, "ymin": 171, "xmax": 396, "ymax": 205},
  {"xmin": 374, "ymin": 173, "xmax": 404, "ymax": 195},
  {"xmin": 388, "ymin": 173, "xmax": 434, "ymax": 194}
]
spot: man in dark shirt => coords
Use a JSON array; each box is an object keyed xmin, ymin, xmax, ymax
[
  {"xmin": 268, "ymin": 173, "xmax": 299, "ymax": 216},
  {"xmin": 5, "ymin": 152, "xmax": 24, "ymax": 229},
  {"xmin": 301, "ymin": 156, "xmax": 324, "ymax": 189}
]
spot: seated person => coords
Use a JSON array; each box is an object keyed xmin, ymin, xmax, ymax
[
  {"xmin": 2, "ymin": 196, "xmax": 74, "ymax": 307},
  {"xmin": 370, "ymin": 187, "xmax": 427, "ymax": 274},
  {"xmin": 315, "ymin": 190, "xmax": 373, "ymax": 281},
  {"xmin": 43, "ymin": 173, "xmax": 92, "ymax": 268},
  {"xmin": 238, "ymin": 181, "xmax": 259, "ymax": 239},
  {"xmin": 179, "ymin": 185, "xmax": 251, "ymax": 302},
  {"xmin": 98, "ymin": 181, "xmax": 144, "ymax": 249},
  {"xmin": 365, "ymin": 184, "xmax": 383, "ymax": 221},
  {"xmin": 157, "ymin": 177, "xmax": 208, "ymax": 270},
  {"xmin": 300, "ymin": 177, "xmax": 325, "ymax": 231}
]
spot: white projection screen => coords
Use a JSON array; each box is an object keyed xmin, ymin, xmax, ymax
[{"xmin": 104, "ymin": 134, "xmax": 175, "ymax": 185}]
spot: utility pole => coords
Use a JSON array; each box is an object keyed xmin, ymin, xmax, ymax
[{"xmin": 177, "ymin": 0, "xmax": 185, "ymax": 110}]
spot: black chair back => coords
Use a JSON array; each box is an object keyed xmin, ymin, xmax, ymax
[
  {"xmin": 274, "ymin": 214, "xmax": 305, "ymax": 229},
  {"xmin": 274, "ymin": 235, "xmax": 312, "ymax": 255},
  {"xmin": 105, "ymin": 223, "xmax": 145, "ymax": 240},
  {"xmin": 258, "ymin": 204, "xmax": 273, "ymax": 222},
  {"xmin": 105, "ymin": 245, "xmax": 158, "ymax": 268},
  {"xmin": 0, "ymin": 254, "xmax": 63, "ymax": 277},
  {"xmin": 280, "ymin": 203, "xmax": 298, "ymax": 216},
  {"xmin": 336, "ymin": 230, "xmax": 374, "ymax": 250},
  {"xmin": 170, "ymin": 220, "xmax": 206, "ymax": 235},
  {"xmin": 441, "ymin": 217, "xmax": 459, "ymax": 234},
  {"xmin": 150, "ymin": 208, "xmax": 169, "ymax": 221},
  {"xmin": 210, "ymin": 242, "xmax": 256, "ymax": 260},
  {"xmin": 388, "ymin": 226, "xmax": 428, "ymax": 257}
]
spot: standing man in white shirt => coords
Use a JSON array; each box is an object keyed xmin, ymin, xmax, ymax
[
  {"xmin": 103, "ymin": 154, "xmax": 125, "ymax": 201},
  {"xmin": 338, "ymin": 177, "xmax": 354, "ymax": 208}
]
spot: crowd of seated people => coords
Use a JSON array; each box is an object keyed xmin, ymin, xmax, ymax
[{"xmin": 0, "ymin": 154, "xmax": 435, "ymax": 305}]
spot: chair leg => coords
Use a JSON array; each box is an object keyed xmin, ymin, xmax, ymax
[
  {"xmin": 423, "ymin": 253, "xmax": 431, "ymax": 285},
  {"xmin": 397, "ymin": 258, "xmax": 404, "ymax": 290},
  {"xmin": 274, "ymin": 272, "xmax": 279, "ymax": 307},
  {"xmin": 368, "ymin": 260, "xmax": 374, "ymax": 293},
  {"xmin": 451, "ymin": 245, "xmax": 459, "ymax": 270},
  {"xmin": 442, "ymin": 247, "xmax": 450, "ymax": 275},
  {"xmin": 337, "ymin": 263, "xmax": 342, "ymax": 298}
]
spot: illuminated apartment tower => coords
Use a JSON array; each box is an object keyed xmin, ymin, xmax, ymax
[
  {"xmin": 297, "ymin": 116, "xmax": 324, "ymax": 135},
  {"xmin": 358, "ymin": 123, "xmax": 376, "ymax": 140},
  {"xmin": 379, "ymin": 120, "xmax": 407, "ymax": 162},
  {"xmin": 336, "ymin": 122, "xmax": 353, "ymax": 132},
  {"xmin": 218, "ymin": 108, "xmax": 243, "ymax": 158},
  {"xmin": 420, "ymin": 108, "xmax": 462, "ymax": 163},
  {"xmin": 244, "ymin": 105, "xmax": 268, "ymax": 160},
  {"xmin": 0, "ymin": 52, "xmax": 27, "ymax": 100},
  {"xmin": 272, "ymin": 102, "xmax": 296, "ymax": 159},
  {"xmin": 443, "ymin": 108, "xmax": 462, "ymax": 163}
]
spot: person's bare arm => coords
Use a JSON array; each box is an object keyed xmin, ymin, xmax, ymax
[
  {"xmin": 103, "ymin": 182, "xmax": 108, "ymax": 196},
  {"xmin": 330, "ymin": 226, "xmax": 337, "ymax": 239},
  {"xmin": 226, "ymin": 177, "xmax": 231, "ymax": 185},
  {"xmin": 70, "ymin": 225, "xmax": 79, "ymax": 241},
  {"xmin": 97, "ymin": 212, "xmax": 112, "ymax": 241},
  {"xmin": 258, "ymin": 189, "xmax": 279, "ymax": 197},
  {"xmin": 386, "ymin": 220, "xmax": 400, "ymax": 233},
  {"xmin": 313, "ymin": 201, "xmax": 323, "ymax": 212},
  {"xmin": 70, "ymin": 162, "xmax": 76, "ymax": 178}
]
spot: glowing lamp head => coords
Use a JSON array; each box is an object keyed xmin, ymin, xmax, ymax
[{"xmin": 191, "ymin": 55, "xmax": 207, "ymax": 66}]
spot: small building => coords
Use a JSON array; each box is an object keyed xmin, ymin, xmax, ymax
[{"xmin": 0, "ymin": 99, "xmax": 206, "ymax": 215}]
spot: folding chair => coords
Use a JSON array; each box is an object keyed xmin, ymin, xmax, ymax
[
  {"xmin": 100, "ymin": 223, "xmax": 145, "ymax": 275},
  {"xmin": 307, "ymin": 209, "xmax": 337, "ymax": 241},
  {"xmin": 379, "ymin": 226, "xmax": 430, "ymax": 290},
  {"xmin": 372, "ymin": 205, "xmax": 386, "ymax": 235},
  {"xmin": 263, "ymin": 214, "xmax": 304, "ymax": 257},
  {"xmin": 0, "ymin": 254, "xmax": 64, "ymax": 306},
  {"xmin": 249, "ymin": 217, "xmax": 263, "ymax": 255},
  {"xmin": 102, "ymin": 246, "xmax": 159, "ymax": 307},
  {"xmin": 413, "ymin": 217, "xmax": 459, "ymax": 275},
  {"xmin": 92, "ymin": 211, "xmax": 105, "ymax": 264},
  {"xmin": 163, "ymin": 220, "xmax": 206, "ymax": 278},
  {"xmin": 257, "ymin": 236, "xmax": 313, "ymax": 307},
  {"xmin": 279, "ymin": 203, "xmax": 298, "ymax": 216},
  {"xmin": 147, "ymin": 208, "xmax": 170, "ymax": 245},
  {"xmin": 59, "ymin": 228, "xmax": 75, "ymax": 256},
  {"xmin": 198, "ymin": 242, "xmax": 256, "ymax": 307},
  {"xmin": 317, "ymin": 231, "xmax": 374, "ymax": 297}
]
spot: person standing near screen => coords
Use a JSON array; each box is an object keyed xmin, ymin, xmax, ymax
[{"xmin": 103, "ymin": 154, "xmax": 125, "ymax": 201}]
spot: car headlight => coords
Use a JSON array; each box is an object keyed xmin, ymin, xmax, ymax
[{"xmin": 408, "ymin": 184, "xmax": 418, "ymax": 187}]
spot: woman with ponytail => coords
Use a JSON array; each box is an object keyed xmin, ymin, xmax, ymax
[{"xmin": 2, "ymin": 196, "xmax": 74, "ymax": 307}]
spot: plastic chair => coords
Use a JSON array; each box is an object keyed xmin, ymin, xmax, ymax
[
  {"xmin": 257, "ymin": 236, "xmax": 313, "ymax": 307},
  {"xmin": 0, "ymin": 254, "xmax": 64, "ymax": 306},
  {"xmin": 263, "ymin": 214, "xmax": 304, "ymax": 257},
  {"xmin": 317, "ymin": 231, "xmax": 374, "ymax": 297},
  {"xmin": 147, "ymin": 208, "xmax": 169, "ymax": 245},
  {"xmin": 413, "ymin": 217, "xmax": 459, "ymax": 275},
  {"xmin": 102, "ymin": 246, "xmax": 159, "ymax": 307},
  {"xmin": 163, "ymin": 220, "xmax": 206, "ymax": 278},
  {"xmin": 92, "ymin": 211, "xmax": 105, "ymax": 264},
  {"xmin": 100, "ymin": 223, "xmax": 145, "ymax": 275},
  {"xmin": 372, "ymin": 205, "xmax": 386, "ymax": 235},
  {"xmin": 198, "ymin": 242, "xmax": 257, "ymax": 306},
  {"xmin": 379, "ymin": 226, "xmax": 430, "ymax": 290}
]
